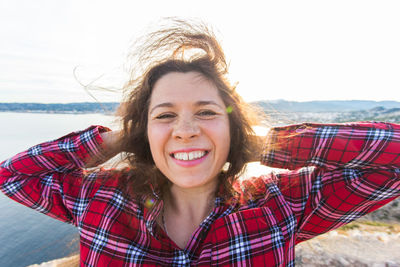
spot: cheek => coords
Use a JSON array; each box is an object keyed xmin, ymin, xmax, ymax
[{"xmin": 147, "ymin": 124, "xmax": 169, "ymax": 159}]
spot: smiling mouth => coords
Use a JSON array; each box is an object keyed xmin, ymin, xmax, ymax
[{"xmin": 171, "ymin": 150, "xmax": 209, "ymax": 161}]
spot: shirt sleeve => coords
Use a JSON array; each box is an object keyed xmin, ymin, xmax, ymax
[
  {"xmin": 261, "ymin": 122, "xmax": 400, "ymax": 243},
  {"xmin": 0, "ymin": 125, "xmax": 111, "ymax": 226}
]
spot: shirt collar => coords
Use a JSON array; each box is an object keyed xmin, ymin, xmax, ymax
[{"xmin": 141, "ymin": 188, "xmax": 240, "ymax": 238}]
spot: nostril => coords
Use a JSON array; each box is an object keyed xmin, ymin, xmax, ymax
[{"xmin": 173, "ymin": 134, "xmax": 198, "ymax": 140}]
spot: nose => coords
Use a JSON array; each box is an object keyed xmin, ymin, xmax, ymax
[{"xmin": 172, "ymin": 116, "xmax": 200, "ymax": 140}]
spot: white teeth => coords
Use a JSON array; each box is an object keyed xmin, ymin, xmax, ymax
[{"xmin": 173, "ymin": 151, "xmax": 206, "ymax": 161}]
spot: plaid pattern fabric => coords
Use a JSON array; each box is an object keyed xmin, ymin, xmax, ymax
[{"xmin": 1, "ymin": 122, "xmax": 399, "ymax": 266}]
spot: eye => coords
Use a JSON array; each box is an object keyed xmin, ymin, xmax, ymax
[
  {"xmin": 197, "ymin": 110, "xmax": 217, "ymax": 117},
  {"xmin": 155, "ymin": 113, "xmax": 176, "ymax": 120}
]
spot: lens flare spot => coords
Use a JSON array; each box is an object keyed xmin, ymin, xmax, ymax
[
  {"xmin": 226, "ymin": 106, "xmax": 233, "ymax": 114},
  {"xmin": 145, "ymin": 198, "xmax": 155, "ymax": 208}
]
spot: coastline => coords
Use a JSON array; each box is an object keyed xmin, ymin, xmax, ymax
[
  {"xmin": 27, "ymin": 255, "xmax": 79, "ymax": 267},
  {"xmin": 0, "ymin": 110, "xmax": 115, "ymax": 115}
]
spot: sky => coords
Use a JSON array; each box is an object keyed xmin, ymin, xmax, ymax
[{"xmin": 1, "ymin": 0, "xmax": 400, "ymax": 103}]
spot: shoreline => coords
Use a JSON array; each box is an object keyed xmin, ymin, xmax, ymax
[
  {"xmin": 0, "ymin": 110, "xmax": 114, "ymax": 115},
  {"xmin": 27, "ymin": 255, "xmax": 79, "ymax": 267}
]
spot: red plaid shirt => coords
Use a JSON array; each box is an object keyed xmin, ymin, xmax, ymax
[{"xmin": 1, "ymin": 122, "xmax": 399, "ymax": 266}]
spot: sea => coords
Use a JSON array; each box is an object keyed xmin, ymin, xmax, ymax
[{"xmin": 0, "ymin": 112, "xmax": 116, "ymax": 267}]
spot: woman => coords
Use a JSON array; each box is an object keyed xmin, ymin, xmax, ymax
[{"xmin": 1, "ymin": 20, "xmax": 399, "ymax": 266}]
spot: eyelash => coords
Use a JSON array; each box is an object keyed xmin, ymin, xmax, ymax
[
  {"xmin": 197, "ymin": 110, "xmax": 217, "ymax": 117},
  {"xmin": 155, "ymin": 113, "xmax": 175, "ymax": 120}
]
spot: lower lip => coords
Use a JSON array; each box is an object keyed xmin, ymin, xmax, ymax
[{"xmin": 171, "ymin": 153, "xmax": 208, "ymax": 167}]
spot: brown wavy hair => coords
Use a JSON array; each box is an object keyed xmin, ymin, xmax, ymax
[{"xmin": 115, "ymin": 19, "xmax": 264, "ymax": 200}]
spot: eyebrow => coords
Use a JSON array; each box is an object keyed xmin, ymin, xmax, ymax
[{"xmin": 149, "ymin": 100, "xmax": 223, "ymax": 114}]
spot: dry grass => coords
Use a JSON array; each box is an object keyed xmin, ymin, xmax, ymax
[{"xmin": 337, "ymin": 220, "xmax": 400, "ymax": 234}]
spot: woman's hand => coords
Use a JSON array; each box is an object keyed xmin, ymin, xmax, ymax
[
  {"xmin": 101, "ymin": 130, "xmax": 123, "ymax": 153},
  {"xmin": 85, "ymin": 130, "xmax": 123, "ymax": 168}
]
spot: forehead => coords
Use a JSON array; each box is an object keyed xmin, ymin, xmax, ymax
[{"xmin": 149, "ymin": 72, "xmax": 224, "ymax": 106}]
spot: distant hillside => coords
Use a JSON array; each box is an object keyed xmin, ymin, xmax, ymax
[
  {"xmin": 0, "ymin": 102, "xmax": 119, "ymax": 114},
  {"xmin": 255, "ymin": 100, "xmax": 400, "ymax": 112},
  {"xmin": 264, "ymin": 106, "xmax": 400, "ymax": 124},
  {"xmin": 335, "ymin": 106, "xmax": 400, "ymax": 123}
]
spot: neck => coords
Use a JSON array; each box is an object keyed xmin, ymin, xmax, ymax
[{"xmin": 164, "ymin": 182, "xmax": 217, "ymax": 223}]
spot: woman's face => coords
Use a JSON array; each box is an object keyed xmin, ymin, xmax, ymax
[{"xmin": 147, "ymin": 71, "xmax": 231, "ymax": 190}]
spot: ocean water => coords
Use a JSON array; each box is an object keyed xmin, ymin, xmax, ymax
[{"xmin": 0, "ymin": 112, "xmax": 116, "ymax": 267}]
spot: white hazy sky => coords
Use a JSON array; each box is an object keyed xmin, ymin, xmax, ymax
[{"xmin": 1, "ymin": 0, "xmax": 400, "ymax": 103}]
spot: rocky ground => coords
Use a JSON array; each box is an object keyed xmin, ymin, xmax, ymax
[
  {"xmin": 28, "ymin": 255, "xmax": 79, "ymax": 267},
  {"xmin": 295, "ymin": 197, "xmax": 400, "ymax": 266},
  {"xmin": 295, "ymin": 221, "xmax": 400, "ymax": 266}
]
